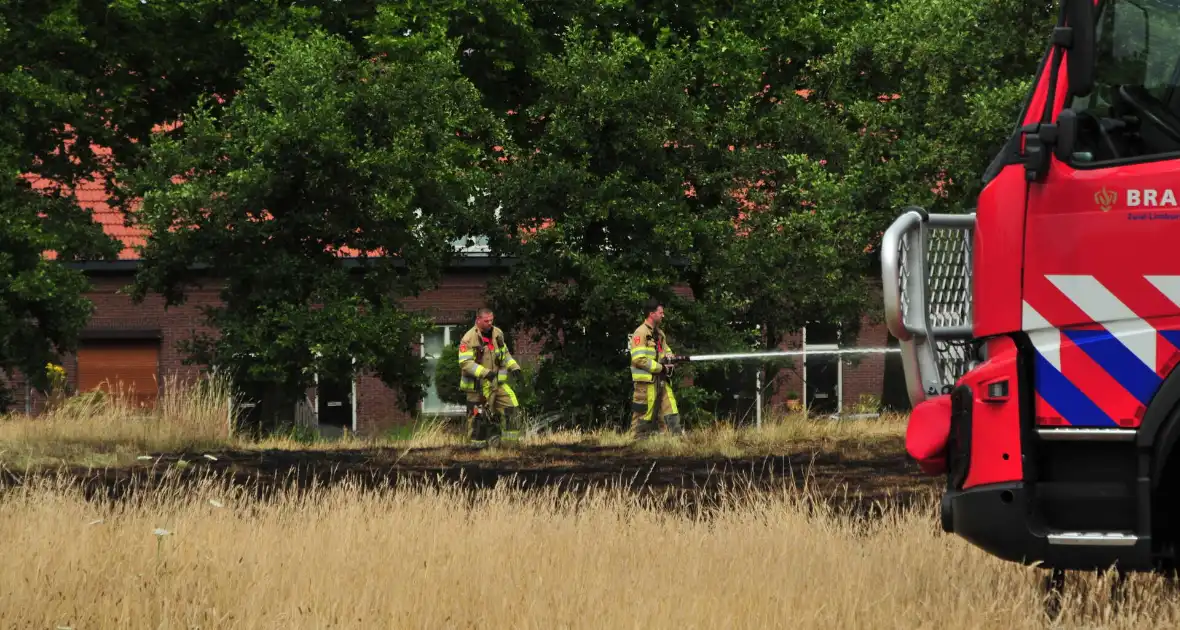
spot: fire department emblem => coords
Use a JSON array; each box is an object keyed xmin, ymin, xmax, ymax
[{"xmin": 1095, "ymin": 186, "xmax": 1117, "ymax": 212}]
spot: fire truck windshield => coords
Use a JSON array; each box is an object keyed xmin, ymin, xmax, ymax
[{"xmin": 1068, "ymin": 0, "xmax": 1180, "ymax": 163}]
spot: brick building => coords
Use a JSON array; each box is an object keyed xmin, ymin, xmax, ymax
[{"xmin": 10, "ymin": 177, "xmax": 899, "ymax": 435}]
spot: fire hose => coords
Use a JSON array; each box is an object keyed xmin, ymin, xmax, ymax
[
  {"xmin": 662, "ymin": 347, "xmax": 900, "ymax": 363},
  {"xmin": 656, "ymin": 347, "xmax": 902, "ymax": 427}
]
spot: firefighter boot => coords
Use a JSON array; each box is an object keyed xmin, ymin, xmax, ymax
[
  {"xmin": 664, "ymin": 413, "xmax": 685, "ymax": 436},
  {"xmin": 469, "ymin": 414, "xmax": 484, "ymax": 442},
  {"xmin": 500, "ymin": 407, "xmax": 516, "ymax": 430},
  {"xmin": 487, "ymin": 408, "xmax": 509, "ymax": 446},
  {"xmin": 467, "ymin": 403, "xmax": 488, "ymax": 442},
  {"xmin": 632, "ymin": 419, "xmax": 658, "ymax": 439}
]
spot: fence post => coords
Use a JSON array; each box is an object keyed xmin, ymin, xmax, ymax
[{"xmin": 755, "ymin": 368, "xmax": 762, "ymax": 428}]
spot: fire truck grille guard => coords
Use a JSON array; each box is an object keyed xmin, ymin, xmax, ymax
[{"xmin": 881, "ymin": 207, "xmax": 976, "ymax": 406}]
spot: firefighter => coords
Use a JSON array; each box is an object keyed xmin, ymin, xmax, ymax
[
  {"xmin": 628, "ymin": 298, "xmax": 684, "ymax": 438},
  {"xmin": 457, "ymin": 307, "xmax": 522, "ymax": 441}
]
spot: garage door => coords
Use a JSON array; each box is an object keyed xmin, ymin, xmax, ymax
[{"xmin": 77, "ymin": 341, "xmax": 160, "ymax": 407}]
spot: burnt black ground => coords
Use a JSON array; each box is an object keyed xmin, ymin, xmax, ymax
[{"xmin": 0, "ymin": 439, "xmax": 942, "ymax": 518}]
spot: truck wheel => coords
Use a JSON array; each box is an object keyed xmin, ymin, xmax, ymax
[{"xmin": 1156, "ymin": 453, "xmax": 1180, "ymax": 569}]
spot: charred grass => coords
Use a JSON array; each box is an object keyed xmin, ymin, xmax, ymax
[
  {"xmin": 0, "ymin": 376, "xmax": 927, "ymax": 516},
  {"xmin": 0, "ymin": 375, "xmax": 908, "ymax": 471}
]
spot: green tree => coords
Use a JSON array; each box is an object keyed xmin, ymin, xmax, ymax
[
  {"xmin": 119, "ymin": 19, "xmax": 503, "ymax": 426},
  {"xmin": 0, "ymin": 3, "xmax": 122, "ymax": 406},
  {"xmin": 478, "ymin": 0, "xmax": 1051, "ymax": 425},
  {"xmin": 479, "ymin": 1, "xmax": 883, "ymax": 424},
  {"xmin": 805, "ymin": 0, "xmax": 1055, "ymax": 222},
  {"xmin": 0, "ymin": 171, "xmax": 119, "ymax": 408},
  {"xmin": 701, "ymin": 0, "xmax": 1055, "ymax": 413},
  {"xmin": 480, "ymin": 22, "xmax": 773, "ymax": 425},
  {"xmin": 0, "ymin": 0, "xmax": 389, "ymax": 407}
]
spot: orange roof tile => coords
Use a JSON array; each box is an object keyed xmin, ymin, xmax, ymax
[{"xmin": 25, "ymin": 171, "xmax": 147, "ymax": 261}]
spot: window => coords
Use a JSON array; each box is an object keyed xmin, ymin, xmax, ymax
[
  {"xmin": 421, "ymin": 325, "xmax": 466, "ymax": 415},
  {"xmin": 1069, "ymin": 0, "xmax": 1180, "ymax": 164},
  {"xmin": 803, "ymin": 321, "xmax": 841, "ymax": 346},
  {"xmin": 802, "ymin": 323, "xmax": 842, "ymax": 414}
]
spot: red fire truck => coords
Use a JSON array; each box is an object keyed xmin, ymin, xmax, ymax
[{"xmin": 883, "ymin": 0, "xmax": 1180, "ymax": 574}]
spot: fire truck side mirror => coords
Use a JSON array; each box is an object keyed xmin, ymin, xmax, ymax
[
  {"xmin": 1053, "ymin": 108, "xmax": 1078, "ymax": 162},
  {"xmin": 1064, "ymin": 0, "xmax": 1096, "ymax": 97}
]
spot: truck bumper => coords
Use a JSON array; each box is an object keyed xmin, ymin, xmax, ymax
[
  {"xmin": 905, "ymin": 394, "xmax": 952, "ymax": 475},
  {"xmin": 943, "ymin": 482, "xmax": 1155, "ymax": 571}
]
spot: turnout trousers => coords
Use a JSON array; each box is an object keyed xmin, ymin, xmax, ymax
[
  {"xmin": 631, "ymin": 381, "xmax": 679, "ymax": 435},
  {"xmin": 466, "ymin": 379, "xmax": 519, "ymax": 440}
]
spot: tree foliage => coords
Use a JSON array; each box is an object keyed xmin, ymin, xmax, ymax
[
  {"xmin": 433, "ymin": 342, "xmax": 466, "ymax": 408},
  {"xmin": 807, "ymin": 0, "xmax": 1055, "ymax": 219},
  {"xmin": 481, "ymin": 6, "xmax": 891, "ymax": 424},
  {"xmin": 1, "ymin": 0, "xmax": 1058, "ymax": 424},
  {"xmin": 0, "ymin": 3, "xmax": 120, "ymax": 406},
  {"xmin": 118, "ymin": 16, "xmax": 502, "ymax": 424},
  {"xmin": 0, "ymin": 0, "xmax": 387, "ymax": 407}
]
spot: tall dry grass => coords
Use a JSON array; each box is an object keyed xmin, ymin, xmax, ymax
[
  {"xmin": 0, "ymin": 376, "xmax": 234, "ymax": 468},
  {"xmin": 0, "ymin": 375, "xmax": 906, "ymax": 469},
  {"xmin": 0, "ymin": 470, "xmax": 1176, "ymax": 628}
]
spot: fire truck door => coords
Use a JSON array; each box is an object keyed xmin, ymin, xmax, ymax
[{"xmin": 1022, "ymin": 0, "xmax": 1180, "ymax": 428}]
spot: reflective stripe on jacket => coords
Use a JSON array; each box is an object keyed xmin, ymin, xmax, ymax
[{"xmin": 629, "ymin": 321, "xmax": 672, "ymax": 383}]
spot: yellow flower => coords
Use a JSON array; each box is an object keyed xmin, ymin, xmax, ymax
[{"xmin": 45, "ymin": 363, "xmax": 66, "ymax": 390}]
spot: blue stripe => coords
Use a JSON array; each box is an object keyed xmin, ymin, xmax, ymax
[
  {"xmin": 1034, "ymin": 352, "xmax": 1118, "ymax": 427},
  {"xmin": 1063, "ymin": 328, "xmax": 1161, "ymax": 405}
]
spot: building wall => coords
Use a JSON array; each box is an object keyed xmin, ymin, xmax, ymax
[
  {"xmin": 841, "ymin": 319, "xmax": 888, "ymax": 412},
  {"xmin": 7, "ymin": 269, "xmax": 890, "ymax": 434},
  {"xmin": 7, "ymin": 270, "xmax": 543, "ymax": 435},
  {"xmin": 761, "ymin": 317, "xmax": 889, "ymax": 416},
  {"xmin": 11, "ymin": 274, "xmax": 220, "ymax": 416}
]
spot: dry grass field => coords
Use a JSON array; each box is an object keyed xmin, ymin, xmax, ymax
[
  {"xmin": 0, "ymin": 376, "xmax": 909, "ymax": 470},
  {"xmin": 6, "ymin": 472, "xmax": 1180, "ymax": 628},
  {"xmin": 3, "ymin": 378, "xmax": 1180, "ymax": 628}
]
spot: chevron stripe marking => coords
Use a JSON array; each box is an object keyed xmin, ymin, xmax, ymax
[
  {"xmin": 1023, "ymin": 301, "xmax": 1061, "ymax": 370},
  {"xmin": 1034, "ymin": 352, "xmax": 1118, "ymax": 427},
  {"xmin": 1146, "ymin": 276, "xmax": 1180, "ymax": 310},
  {"xmin": 1046, "ymin": 275, "xmax": 1157, "ymax": 370},
  {"xmin": 1063, "ymin": 328, "xmax": 1161, "ymax": 406}
]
